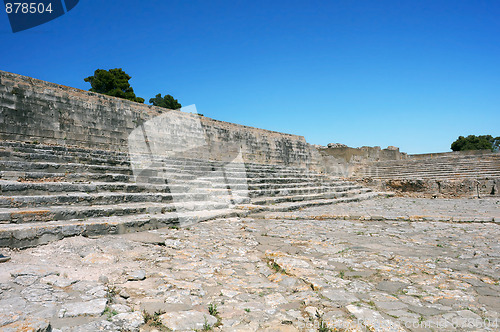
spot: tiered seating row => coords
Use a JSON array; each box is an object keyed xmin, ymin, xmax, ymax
[{"xmin": 0, "ymin": 141, "xmax": 382, "ymax": 247}]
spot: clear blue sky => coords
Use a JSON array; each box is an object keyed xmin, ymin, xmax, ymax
[{"xmin": 1, "ymin": 0, "xmax": 499, "ymax": 154}]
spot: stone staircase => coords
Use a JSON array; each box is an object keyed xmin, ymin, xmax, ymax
[
  {"xmin": 353, "ymin": 153, "xmax": 500, "ymax": 180},
  {"xmin": 0, "ymin": 141, "xmax": 383, "ymax": 248}
]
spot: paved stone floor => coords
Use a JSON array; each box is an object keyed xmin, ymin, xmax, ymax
[
  {"xmin": 266, "ymin": 197, "xmax": 500, "ymax": 222},
  {"xmin": 0, "ymin": 197, "xmax": 499, "ymax": 331}
]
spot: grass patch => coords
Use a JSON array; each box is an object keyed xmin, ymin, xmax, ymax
[
  {"xmin": 208, "ymin": 303, "xmax": 218, "ymax": 316},
  {"xmin": 336, "ymin": 248, "xmax": 350, "ymax": 255},
  {"xmin": 266, "ymin": 258, "xmax": 287, "ymax": 274},
  {"xmin": 105, "ymin": 285, "xmax": 117, "ymax": 303},
  {"xmin": 207, "ymin": 303, "xmax": 222, "ymax": 328},
  {"xmin": 201, "ymin": 316, "xmax": 212, "ymax": 331},
  {"xmin": 103, "ymin": 306, "xmax": 118, "ymax": 320},
  {"xmin": 143, "ymin": 310, "xmax": 169, "ymax": 330},
  {"xmin": 315, "ymin": 310, "xmax": 334, "ymax": 332}
]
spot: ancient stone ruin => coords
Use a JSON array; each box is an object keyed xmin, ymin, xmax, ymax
[
  {"xmin": 0, "ymin": 71, "xmax": 384, "ymax": 248},
  {"xmin": 0, "ymin": 70, "xmax": 498, "ymax": 246},
  {"xmin": 317, "ymin": 143, "xmax": 499, "ymax": 197},
  {"xmin": 0, "ymin": 70, "xmax": 499, "ymax": 331}
]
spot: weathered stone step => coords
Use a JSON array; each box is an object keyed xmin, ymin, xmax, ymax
[
  {"xmin": 0, "ymin": 192, "xmax": 210, "ymax": 208},
  {"xmin": 0, "ymin": 160, "xmax": 327, "ymax": 183},
  {"xmin": 240, "ymin": 191, "xmax": 385, "ymax": 213},
  {"xmin": 0, "ymin": 189, "xmax": 386, "ymax": 248},
  {"xmin": 364, "ymin": 160, "xmax": 499, "ymax": 168},
  {"xmin": 0, "ymin": 142, "xmax": 319, "ymax": 173},
  {"xmin": 0, "ymin": 180, "xmax": 191, "ymax": 195},
  {"xmin": 127, "ymin": 156, "xmax": 310, "ymax": 171},
  {"xmin": 0, "ymin": 149, "xmax": 130, "ymax": 166},
  {"xmin": 357, "ymin": 173, "xmax": 500, "ymax": 181},
  {"xmin": 358, "ymin": 170, "xmax": 500, "ymax": 180},
  {"xmin": 0, "ymin": 170, "xmax": 197, "ymax": 183},
  {"xmin": 0, "ymin": 160, "xmax": 133, "ymax": 175},
  {"xmin": 0, "ymin": 177, "xmax": 313, "ymax": 198},
  {"xmin": 368, "ymin": 175, "xmax": 500, "ymax": 182},
  {"xmin": 0, "ymin": 170, "xmax": 132, "ymax": 183},
  {"xmin": 247, "ymin": 176, "xmax": 338, "ymax": 184},
  {"xmin": 246, "ymin": 181, "xmax": 351, "ymax": 190},
  {"xmin": 0, "ymin": 144, "xmax": 280, "ymax": 172},
  {"xmin": 0, "ymin": 170, "xmax": 341, "ymax": 191},
  {"xmin": 0, "ymin": 200, "xmax": 232, "ymax": 224},
  {"xmin": 374, "ymin": 153, "xmax": 500, "ymax": 167},
  {"xmin": 355, "ymin": 164, "xmax": 500, "ymax": 174},
  {"xmin": 358, "ymin": 163, "xmax": 500, "ymax": 174},
  {"xmin": 366, "ymin": 161, "xmax": 500, "ymax": 170},
  {"xmin": 359, "ymin": 168, "xmax": 500, "ymax": 177},
  {"xmin": 0, "ymin": 139, "xmax": 322, "ymax": 169},
  {"xmin": 251, "ymin": 187, "xmax": 371, "ymax": 205},
  {"xmin": 248, "ymin": 185, "xmax": 363, "ymax": 198},
  {"xmin": 0, "ymin": 145, "xmax": 307, "ymax": 174},
  {"xmin": 154, "ymin": 166, "xmax": 325, "ymax": 177},
  {"xmin": 243, "ymin": 172, "xmax": 331, "ymax": 179},
  {"xmin": 0, "ymin": 140, "xmax": 302, "ymax": 166},
  {"xmin": 0, "ymin": 208, "xmax": 243, "ymax": 248},
  {"xmin": 0, "ymin": 141, "xmax": 130, "ymax": 159},
  {"xmin": 0, "ymin": 172, "xmax": 345, "ymax": 197}
]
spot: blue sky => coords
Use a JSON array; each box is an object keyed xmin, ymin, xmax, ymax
[{"xmin": 1, "ymin": 0, "xmax": 499, "ymax": 154}]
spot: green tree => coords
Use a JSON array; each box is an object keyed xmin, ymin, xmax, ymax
[
  {"xmin": 451, "ymin": 135, "xmax": 499, "ymax": 152},
  {"xmin": 84, "ymin": 68, "xmax": 145, "ymax": 103},
  {"xmin": 149, "ymin": 93, "xmax": 182, "ymax": 110}
]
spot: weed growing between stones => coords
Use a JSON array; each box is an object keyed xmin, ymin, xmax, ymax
[
  {"xmin": 336, "ymin": 247, "xmax": 350, "ymax": 255},
  {"xmin": 316, "ymin": 310, "xmax": 334, "ymax": 332},
  {"xmin": 103, "ymin": 306, "xmax": 118, "ymax": 321},
  {"xmin": 207, "ymin": 303, "xmax": 222, "ymax": 327},
  {"xmin": 105, "ymin": 285, "xmax": 117, "ymax": 303},
  {"xmin": 143, "ymin": 310, "xmax": 168, "ymax": 330},
  {"xmin": 201, "ymin": 316, "xmax": 212, "ymax": 331},
  {"xmin": 208, "ymin": 303, "xmax": 218, "ymax": 316},
  {"xmin": 266, "ymin": 258, "xmax": 287, "ymax": 274}
]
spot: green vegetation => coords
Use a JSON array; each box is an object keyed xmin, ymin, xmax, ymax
[
  {"xmin": 206, "ymin": 303, "xmax": 222, "ymax": 328},
  {"xmin": 105, "ymin": 285, "xmax": 117, "ymax": 303},
  {"xmin": 150, "ymin": 93, "xmax": 182, "ymax": 110},
  {"xmin": 202, "ymin": 317, "xmax": 212, "ymax": 331},
  {"xmin": 208, "ymin": 303, "xmax": 218, "ymax": 316},
  {"xmin": 451, "ymin": 135, "xmax": 499, "ymax": 152},
  {"xmin": 315, "ymin": 310, "xmax": 333, "ymax": 332},
  {"xmin": 103, "ymin": 306, "xmax": 118, "ymax": 320},
  {"xmin": 142, "ymin": 310, "xmax": 168, "ymax": 330},
  {"xmin": 84, "ymin": 68, "xmax": 145, "ymax": 103},
  {"xmin": 267, "ymin": 259, "xmax": 287, "ymax": 274}
]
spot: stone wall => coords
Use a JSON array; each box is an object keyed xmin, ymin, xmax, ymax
[
  {"xmin": 0, "ymin": 70, "xmax": 315, "ymax": 168},
  {"xmin": 315, "ymin": 143, "xmax": 499, "ymax": 197},
  {"xmin": 407, "ymin": 149, "xmax": 495, "ymax": 160},
  {"xmin": 316, "ymin": 145, "xmax": 407, "ymax": 177},
  {"xmin": 350, "ymin": 150, "xmax": 499, "ymax": 198}
]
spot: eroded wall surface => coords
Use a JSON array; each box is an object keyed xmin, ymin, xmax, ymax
[
  {"xmin": 352, "ymin": 150, "xmax": 500, "ymax": 197},
  {"xmin": 316, "ymin": 145, "xmax": 407, "ymax": 177},
  {"xmin": 0, "ymin": 70, "xmax": 316, "ymax": 168}
]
